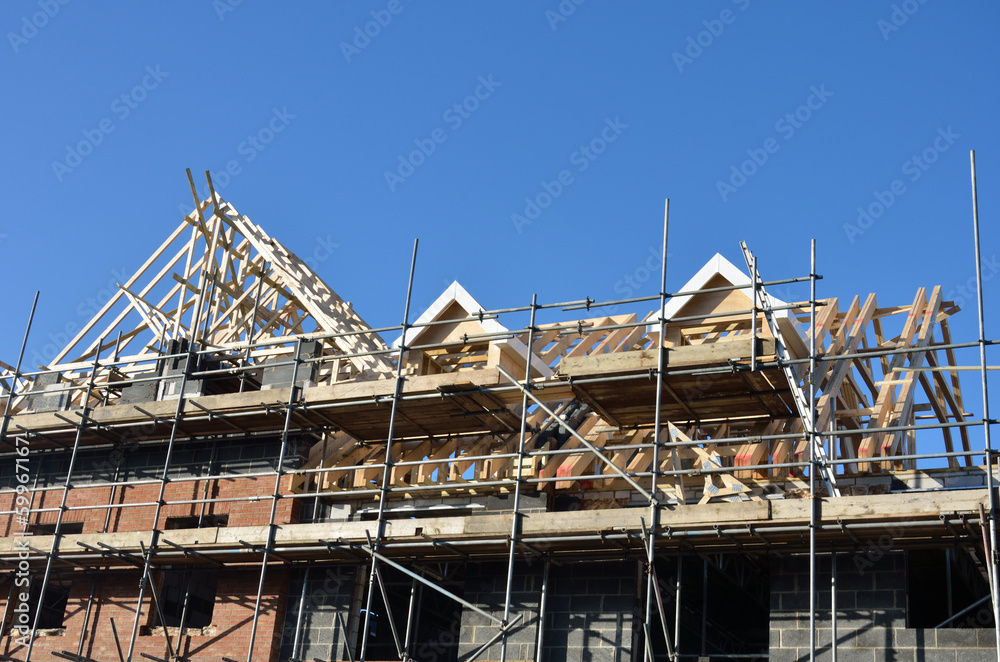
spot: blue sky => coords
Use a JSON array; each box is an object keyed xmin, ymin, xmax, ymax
[{"xmin": 1, "ymin": 2, "xmax": 998, "ymax": 426}]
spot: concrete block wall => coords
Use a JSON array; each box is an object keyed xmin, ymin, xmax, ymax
[
  {"xmin": 541, "ymin": 560, "xmax": 637, "ymax": 662},
  {"xmin": 0, "ymin": 567, "xmax": 290, "ymax": 662},
  {"xmin": 21, "ymin": 372, "xmax": 70, "ymax": 412},
  {"xmin": 277, "ymin": 565, "xmax": 357, "ymax": 662},
  {"xmin": 459, "ymin": 560, "xmax": 542, "ymax": 661},
  {"xmin": 769, "ymin": 552, "xmax": 995, "ymax": 661},
  {"xmin": 458, "ymin": 559, "xmax": 638, "ymax": 662},
  {"xmin": 261, "ymin": 340, "xmax": 321, "ymax": 391},
  {"xmin": 831, "ymin": 466, "xmax": 991, "ymax": 493}
]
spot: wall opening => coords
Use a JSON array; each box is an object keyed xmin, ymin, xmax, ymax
[
  {"xmin": 354, "ymin": 563, "xmax": 464, "ymax": 662},
  {"xmin": 31, "ymin": 521, "xmax": 84, "ymax": 535},
  {"xmin": 27, "ymin": 573, "xmax": 71, "ymax": 631},
  {"xmin": 164, "ymin": 514, "xmax": 228, "ymax": 529},
  {"xmin": 649, "ymin": 554, "xmax": 769, "ymax": 660},
  {"xmin": 148, "ymin": 567, "xmax": 220, "ymax": 628},
  {"xmin": 907, "ymin": 548, "xmax": 995, "ymax": 628}
]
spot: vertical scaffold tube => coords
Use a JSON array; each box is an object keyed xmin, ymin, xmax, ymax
[
  {"xmin": 26, "ymin": 340, "xmax": 102, "ymax": 661},
  {"xmin": 831, "ymin": 548, "xmax": 838, "ymax": 662},
  {"xmin": 0, "ymin": 292, "xmax": 38, "ymax": 442},
  {"xmin": 809, "ymin": 239, "xmax": 818, "ymax": 662},
  {"xmin": 359, "ymin": 239, "xmax": 418, "ymax": 662},
  {"xmin": 970, "ymin": 150, "xmax": 1000, "ymax": 656},
  {"xmin": 245, "ymin": 338, "xmax": 303, "ymax": 662},
  {"xmin": 500, "ymin": 293, "xmax": 538, "ymax": 662},
  {"xmin": 125, "ymin": 338, "xmax": 198, "ymax": 661},
  {"xmin": 645, "ymin": 199, "xmax": 670, "ymax": 661}
]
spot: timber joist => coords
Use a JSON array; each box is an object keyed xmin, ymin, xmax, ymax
[
  {"xmin": 4, "ymin": 367, "xmax": 573, "ymax": 449},
  {"xmin": 558, "ymin": 337, "xmax": 794, "ymax": 426},
  {"xmin": 2, "ymin": 488, "xmax": 988, "ymax": 568}
]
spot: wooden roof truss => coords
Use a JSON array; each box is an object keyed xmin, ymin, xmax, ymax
[
  {"xmin": 9, "ymin": 177, "xmax": 393, "ymax": 412},
  {"xmin": 287, "ymin": 287, "xmax": 970, "ymax": 504},
  {"xmin": 1, "ymin": 210, "xmax": 974, "ymax": 503}
]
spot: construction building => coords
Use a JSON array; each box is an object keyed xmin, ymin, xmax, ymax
[{"xmin": 1, "ymin": 172, "xmax": 999, "ymax": 662}]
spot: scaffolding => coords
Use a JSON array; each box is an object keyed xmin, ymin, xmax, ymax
[{"xmin": 0, "ymin": 160, "xmax": 998, "ymax": 662}]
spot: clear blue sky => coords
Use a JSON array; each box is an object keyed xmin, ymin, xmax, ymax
[{"xmin": 2, "ymin": 2, "xmax": 998, "ymax": 423}]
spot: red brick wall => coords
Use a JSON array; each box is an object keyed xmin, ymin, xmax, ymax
[
  {"xmin": 2, "ymin": 436, "xmax": 304, "ymax": 659},
  {"xmin": 0, "ymin": 567, "xmax": 291, "ymax": 662},
  {"xmin": 1, "ymin": 470, "xmax": 299, "ymax": 660},
  {"xmin": 1, "ymin": 474, "xmax": 299, "ymax": 536},
  {"xmin": 0, "ymin": 492, "xmax": 22, "ymax": 537}
]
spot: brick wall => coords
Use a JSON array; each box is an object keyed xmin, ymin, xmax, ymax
[
  {"xmin": 0, "ymin": 435, "xmax": 304, "ymax": 536},
  {"xmin": 459, "ymin": 560, "xmax": 542, "ymax": 661},
  {"xmin": 277, "ymin": 564, "xmax": 357, "ymax": 662},
  {"xmin": 541, "ymin": 560, "xmax": 637, "ymax": 662},
  {"xmin": 769, "ymin": 552, "xmax": 996, "ymax": 661},
  {"xmin": 457, "ymin": 559, "xmax": 638, "ymax": 662},
  {"xmin": 0, "ymin": 567, "xmax": 290, "ymax": 662},
  {"xmin": 0, "ymin": 434, "xmax": 302, "ymax": 661}
]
